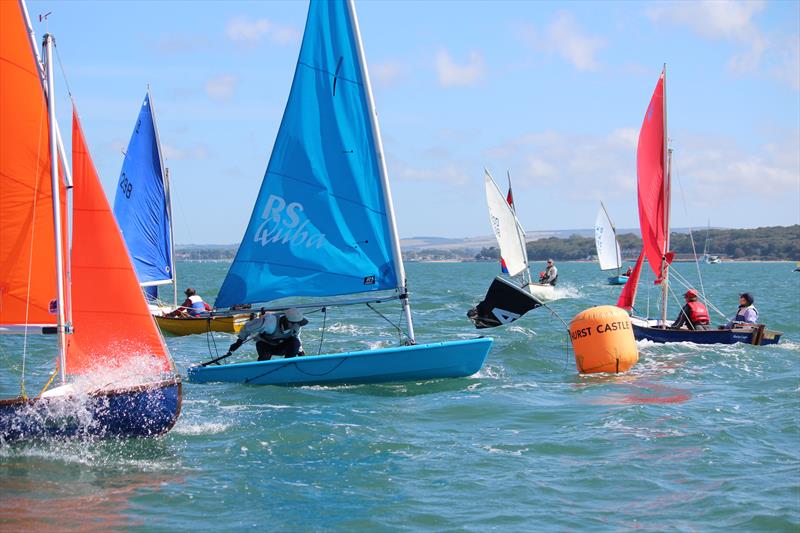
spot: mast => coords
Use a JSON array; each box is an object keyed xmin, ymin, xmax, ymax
[
  {"xmin": 508, "ymin": 171, "xmax": 531, "ymax": 286},
  {"xmin": 147, "ymin": 86, "xmax": 177, "ymax": 307},
  {"xmin": 660, "ymin": 64, "xmax": 670, "ymax": 327},
  {"xmin": 21, "ymin": 1, "xmax": 74, "ymax": 330},
  {"xmin": 346, "ymin": 0, "xmax": 415, "ymax": 343},
  {"xmin": 43, "ymin": 33, "xmax": 68, "ymax": 383}
]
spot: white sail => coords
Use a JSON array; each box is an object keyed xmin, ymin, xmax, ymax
[
  {"xmin": 595, "ymin": 204, "xmax": 622, "ymax": 271},
  {"xmin": 484, "ymin": 170, "xmax": 528, "ymax": 277}
]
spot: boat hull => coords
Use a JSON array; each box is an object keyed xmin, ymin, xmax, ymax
[
  {"xmin": 631, "ymin": 319, "xmax": 781, "ymax": 345},
  {"xmin": 0, "ymin": 379, "xmax": 181, "ymax": 442},
  {"xmin": 188, "ymin": 337, "xmax": 493, "ymax": 386},
  {"xmin": 607, "ymin": 276, "xmax": 628, "ymax": 285},
  {"xmin": 154, "ymin": 314, "xmax": 249, "ymax": 336},
  {"xmin": 524, "ymin": 283, "xmax": 555, "ymax": 301}
]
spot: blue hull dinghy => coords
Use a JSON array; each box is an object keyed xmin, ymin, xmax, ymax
[
  {"xmin": 193, "ymin": 0, "xmax": 493, "ymax": 386},
  {"xmin": 189, "ymin": 338, "xmax": 492, "ymax": 386},
  {"xmin": 608, "ymin": 275, "xmax": 628, "ymax": 285},
  {"xmin": 0, "ymin": 380, "xmax": 181, "ymax": 442}
]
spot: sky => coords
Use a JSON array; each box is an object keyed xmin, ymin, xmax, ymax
[{"xmin": 24, "ymin": 0, "xmax": 800, "ymax": 244}]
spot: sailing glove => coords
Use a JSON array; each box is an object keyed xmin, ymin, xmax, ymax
[{"xmin": 228, "ymin": 338, "xmax": 244, "ymax": 353}]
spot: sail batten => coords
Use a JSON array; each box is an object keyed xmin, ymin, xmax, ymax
[{"xmin": 216, "ymin": 0, "xmax": 398, "ymax": 308}]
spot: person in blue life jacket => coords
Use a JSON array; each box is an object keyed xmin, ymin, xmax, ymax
[
  {"xmin": 164, "ymin": 287, "xmax": 212, "ymax": 317},
  {"xmin": 722, "ymin": 292, "xmax": 759, "ymax": 329},
  {"xmin": 671, "ymin": 289, "xmax": 711, "ymax": 330},
  {"xmin": 539, "ymin": 259, "xmax": 558, "ymax": 286},
  {"xmin": 225, "ymin": 308, "xmax": 309, "ymax": 361}
]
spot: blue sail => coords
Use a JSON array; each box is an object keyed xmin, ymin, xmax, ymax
[
  {"xmin": 216, "ymin": 0, "xmax": 398, "ymax": 308},
  {"xmin": 113, "ymin": 93, "xmax": 173, "ymax": 287}
]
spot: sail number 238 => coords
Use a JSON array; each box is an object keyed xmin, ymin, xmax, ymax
[{"xmin": 119, "ymin": 173, "xmax": 133, "ymax": 199}]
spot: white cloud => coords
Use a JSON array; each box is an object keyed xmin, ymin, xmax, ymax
[
  {"xmin": 389, "ymin": 158, "xmax": 471, "ymax": 185},
  {"xmin": 435, "ymin": 49, "xmax": 486, "ymax": 87},
  {"xmin": 518, "ymin": 12, "xmax": 605, "ymax": 71},
  {"xmin": 161, "ymin": 143, "xmax": 210, "ymax": 161},
  {"xmin": 648, "ymin": 1, "xmax": 768, "ymax": 74},
  {"xmin": 225, "ymin": 16, "xmax": 300, "ymax": 46},
  {"xmin": 204, "ymin": 74, "xmax": 238, "ymax": 100},
  {"xmin": 545, "ymin": 12, "xmax": 605, "ymax": 71},
  {"xmin": 372, "ymin": 61, "xmax": 407, "ymax": 87},
  {"xmin": 483, "ymin": 128, "xmax": 800, "ymax": 214}
]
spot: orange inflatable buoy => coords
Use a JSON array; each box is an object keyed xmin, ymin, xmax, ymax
[{"xmin": 569, "ymin": 305, "xmax": 638, "ymax": 374}]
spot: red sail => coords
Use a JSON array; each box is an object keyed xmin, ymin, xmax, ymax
[
  {"xmin": 637, "ymin": 70, "xmax": 669, "ymax": 282},
  {"xmin": 0, "ymin": 0, "xmax": 66, "ymax": 326},
  {"xmin": 67, "ymin": 108, "xmax": 172, "ymax": 375},
  {"xmin": 617, "ymin": 250, "xmax": 645, "ymax": 311}
]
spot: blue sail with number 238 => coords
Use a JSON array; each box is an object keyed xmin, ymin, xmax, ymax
[
  {"xmin": 113, "ymin": 92, "xmax": 173, "ymax": 288},
  {"xmin": 215, "ymin": 0, "xmax": 397, "ymax": 308}
]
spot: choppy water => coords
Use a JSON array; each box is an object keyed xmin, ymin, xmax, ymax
[{"xmin": 2, "ymin": 261, "xmax": 798, "ymax": 530}]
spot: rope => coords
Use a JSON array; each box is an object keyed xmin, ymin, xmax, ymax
[
  {"xmin": 366, "ymin": 302, "xmax": 406, "ymax": 341},
  {"xmin": 672, "ymin": 162, "xmax": 707, "ymax": 300},
  {"xmin": 36, "ymin": 368, "xmax": 59, "ymax": 398},
  {"xmin": 317, "ymin": 307, "xmax": 327, "ymax": 355},
  {"xmin": 19, "ymin": 81, "xmax": 50, "ymax": 397},
  {"xmin": 54, "ymin": 41, "xmax": 73, "ymax": 98}
]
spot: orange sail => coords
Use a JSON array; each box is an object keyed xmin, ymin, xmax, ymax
[
  {"xmin": 636, "ymin": 70, "xmax": 671, "ymax": 282},
  {"xmin": 68, "ymin": 109, "xmax": 172, "ymax": 375},
  {"xmin": 0, "ymin": 0, "xmax": 66, "ymax": 327}
]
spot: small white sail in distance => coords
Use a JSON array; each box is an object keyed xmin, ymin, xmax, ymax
[
  {"xmin": 595, "ymin": 203, "xmax": 622, "ymax": 271},
  {"xmin": 484, "ymin": 169, "xmax": 528, "ymax": 277}
]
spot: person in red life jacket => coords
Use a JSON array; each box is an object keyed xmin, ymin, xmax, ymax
[
  {"xmin": 671, "ymin": 289, "xmax": 711, "ymax": 330},
  {"xmin": 539, "ymin": 259, "xmax": 558, "ymax": 286},
  {"xmin": 164, "ymin": 287, "xmax": 212, "ymax": 317},
  {"xmin": 624, "ymin": 265, "xmax": 633, "ymax": 277}
]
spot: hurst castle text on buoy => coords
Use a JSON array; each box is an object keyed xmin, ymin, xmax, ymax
[{"xmin": 569, "ymin": 305, "xmax": 638, "ymax": 374}]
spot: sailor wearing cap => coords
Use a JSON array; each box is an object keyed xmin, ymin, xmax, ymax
[
  {"xmin": 225, "ymin": 308, "xmax": 309, "ymax": 361},
  {"xmin": 670, "ymin": 289, "xmax": 711, "ymax": 330}
]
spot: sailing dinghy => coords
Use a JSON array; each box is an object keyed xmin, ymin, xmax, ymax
[
  {"xmin": 617, "ymin": 66, "xmax": 781, "ymax": 346},
  {"xmin": 0, "ymin": 0, "xmax": 181, "ymax": 441},
  {"xmin": 595, "ymin": 202, "xmax": 627, "ymax": 285},
  {"xmin": 188, "ymin": 0, "xmax": 492, "ymax": 386},
  {"xmin": 112, "ymin": 91, "xmax": 248, "ymax": 336},
  {"xmin": 483, "ymin": 170, "xmax": 555, "ymax": 301}
]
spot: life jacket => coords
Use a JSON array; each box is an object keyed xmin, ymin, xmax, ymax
[
  {"xmin": 686, "ymin": 301, "xmax": 710, "ymax": 325},
  {"xmin": 545, "ymin": 266, "xmax": 558, "ymax": 286},
  {"xmin": 187, "ymin": 295, "xmax": 206, "ymax": 316},
  {"xmin": 734, "ymin": 304, "xmax": 758, "ymax": 324}
]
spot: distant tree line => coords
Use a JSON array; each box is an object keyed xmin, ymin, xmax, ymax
[
  {"xmin": 175, "ymin": 248, "xmax": 236, "ymax": 260},
  {"xmin": 476, "ymin": 225, "xmax": 800, "ymax": 261}
]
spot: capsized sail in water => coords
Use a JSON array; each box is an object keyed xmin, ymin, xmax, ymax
[
  {"xmin": 0, "ymin": 0, "xmax": 181, "ymax": 441},
  {"xmin": 616, "ymin": 66, "xmax": 780, "ymax": 346},
  {"xmin": 189, "ymin": 0, "xmax": 491, "ymax": 386},
  {"xmin": 466, "ymin": 170, "xmax": 550, "ymax": 329}
]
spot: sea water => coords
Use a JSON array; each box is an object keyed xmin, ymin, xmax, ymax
[{"xmin": 1, "ymin": 261, "xmax": 798, "ymax": 530}]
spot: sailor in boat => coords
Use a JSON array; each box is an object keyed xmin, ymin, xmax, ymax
[
  {"xmin": 624, "ymin": 266, "xmax": 633, "ymax": 277},
  {"xmin": 539, "ymin": 259, "xmax": 558, "ymax": 286},
  {"xmin": 163, "ymin": 287, "xmax": 212, "ymax": 317},
  {"xmin": 670, "ymin": 289, "xmax": 711, "ymax": 331},
  {"xmin": 721, "ymin": 293, "xmax": 759, "ymax": 329},
  {"xmin": 225, "ymin": 308, "xmax": 309, "ymax": 361}
]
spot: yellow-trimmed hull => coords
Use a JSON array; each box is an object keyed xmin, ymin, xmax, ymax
[{"xmin": 154, "ymin": 314, "xmax": 249, "ymax": 336}]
